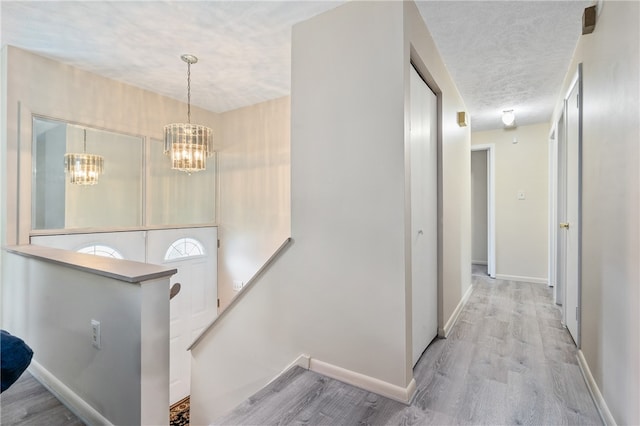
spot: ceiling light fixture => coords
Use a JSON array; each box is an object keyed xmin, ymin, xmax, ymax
[
  {"xmin": 164, "ymin": 54, "xmax": 214, "ymax": 174},
  {"xmin": 64, "ymin": 128, "xmax": 104, "ymax": 185},
  {"xmin": 501, "ymin": 109, "xmax": 516, "ymax": 128}
]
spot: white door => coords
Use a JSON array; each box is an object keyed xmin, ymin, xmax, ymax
[
  {"xmin": 555, "ymin": 112, "xmax": 567, "ymax": 307},
  {"xmin": 410, "ymin": 66, "xmax": 438, "ymax": 367},
  {"xmin": 563, "ymin": 71, "xmax": 581, "ymax": 345},
  {"xmin": 146, "ymin": 227, "xmax": 218, "ymax": 404}
]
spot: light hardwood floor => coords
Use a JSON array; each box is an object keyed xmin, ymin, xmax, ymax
[
  {"xmin": 216, "ymin": 275, "xmax": 602, "ymax": 425},
  {"xmin": 0, "ymin": 371, "xmax": 84, "ymax": 425},
  {"xmin": 0, "ymin": 275, "xmax": 601, "ymax": 425},
  {"xmin": 471, "ymin": 263, "xmax": 488, "ymax": 277}
]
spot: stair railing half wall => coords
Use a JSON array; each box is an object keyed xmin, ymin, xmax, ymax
[{"xmin": 188, "ymin": 237, "xmax": 293, "ymax": 351}]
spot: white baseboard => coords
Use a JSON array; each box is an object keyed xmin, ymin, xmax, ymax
[
  {"xmin": 28, "ymin": 360, "xmax": 113, "ymax": 426},
  {"xmin": 495, "ymin": 274, "xmax": 548, "ymax": 285},
  {"xmin": 308, "ymin": 358, "xmax": 416, "ymax": 404},
  {"xmin": 267, "ymin": 353, "xmax": 311, "ymax": 387},
  {"xmin": 577, "ymin": 350, "xmax": 616, "ymax": 426},
  {"xmin": 439, "ymin": 283, "xmax": 474, "ymax": 338},
  {"xmin": 291, "ymin": 353, "xmax": 311, "ymax": 369}
]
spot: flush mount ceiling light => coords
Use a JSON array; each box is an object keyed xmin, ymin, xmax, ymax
[
  {"xmin": 64, "ymin": 128, "xmax": 104, "ymax": 185},
  {"xmin": 164, "ymin": 54, "xmax": 214, "ymax": 174},
  {"xmin": 502, "ymin": 109, "xmax": 516, "ymax": 128}
]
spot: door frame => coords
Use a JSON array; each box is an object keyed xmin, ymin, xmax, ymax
[
  {"xmin": 548, "ymin": 124, "xmax": 557, "ymax": 294},
  {"xmin": 549, "ymin": 111, "xmax": 566, "ymax": 306},
  {"xmin": 470, "ymin": 144, "xmax": 496, "ymax": 278}
]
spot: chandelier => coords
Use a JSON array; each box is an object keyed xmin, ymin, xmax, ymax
[
  {"xmin": 164, "ymin": 54, "xmax": 214, "ymax": 173},
  {"xmin": 64, "ymin": 128, "xmax": 104, "ymax": 185}
]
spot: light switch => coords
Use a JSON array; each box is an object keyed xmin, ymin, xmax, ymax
[{"xmin": 517, "ymin": 190, "xmax": 526, "ymax": 200}]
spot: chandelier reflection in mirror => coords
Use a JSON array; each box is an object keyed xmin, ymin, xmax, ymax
[
  {"xmin": 64, "ymin": 129, "xmax": 104, "ymax": 185},
  {"xmin": 164, "ymin": 54, "xmax": 214, "ymax": 174}
]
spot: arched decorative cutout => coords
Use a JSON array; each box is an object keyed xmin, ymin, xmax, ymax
[
  {"xmin": 77, "ymin": 244, "xmax": 124, "ymax": 259},
  {"xmin": 164, "ymin": 237, "xmax": 205, "ymax": 261}
]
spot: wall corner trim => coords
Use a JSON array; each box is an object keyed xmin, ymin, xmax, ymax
[
  {"xmin": 308, "ymin": 358, "xmax": 416, "ymax": 404},
  {"xmin": 577, "ymin": 350, "xmax": 617, "ymax": 426},
  {"xmin": 439, "ymin": 283, "xmax": 474, "ymax": 338},
  {"xmin": 28, "ymin": 360, "xmax": 114, "ymax": 426}
]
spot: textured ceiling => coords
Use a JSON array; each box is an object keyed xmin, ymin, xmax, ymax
[
  {"xmin": 1, "ymin": 1, "xmax": 590, "ymax": 130},
  {"xmin": 416, "ymin": 1, "xmax": 590, "ymax": 130}
]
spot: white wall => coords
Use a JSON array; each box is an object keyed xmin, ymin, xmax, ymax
[
  {"xmin": 551, "ymin": 2, "xmax": 639, "ymax": 424},
  {"xmin": 217, "ymin": 96, "xmax": 291, "ymax": 310},
  {"xmin": 471, "ymin": 150, "xmax": 488, "ymax": 263},
  {"xmin": 472, "ymin": 123, "xmax": 549, "ymax": 282},
  {"xmin": 2, "ymin": 248, "xmax": 171, "ymax": 425},
  {"xmin": 191, "ymin": 1, "xmax": 470, "ymax": 422}
]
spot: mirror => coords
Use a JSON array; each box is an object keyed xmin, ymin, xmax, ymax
[
  {"xmin": 32, "ymin": 117, "xmax": 216, "ymax": 231},
  {"xmin": 147, "ymin": 138, "xmax": 216, "ymax": 226},
  {"xmin": 32, "ymin": 117, "xmax": 143, "ymax": 230}
]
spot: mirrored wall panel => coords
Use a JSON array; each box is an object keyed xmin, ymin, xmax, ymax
[
  {"xmin": 32, "ymin": 117, "xmax": 143, "ymax": 230},
  {"xmin": 147, "ymin": 139, "xmax": 216, "ymax": 226},
  {"xmin": 32, "ymin": 117, "xmax": 216, "ymax": 231}
]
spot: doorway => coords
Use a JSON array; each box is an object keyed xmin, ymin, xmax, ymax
[
  {"xmin": 146, "ymin": 227, "xmax": 218, "ymax": 404},
  {"xmin": 470, "ymin": 144, "xmax": 496, "ymax": 278}
]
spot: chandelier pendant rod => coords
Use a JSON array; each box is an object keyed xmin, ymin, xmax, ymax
[{"xmin": 186, "ymin": 61, "xmax": 191, "ymax": 124}]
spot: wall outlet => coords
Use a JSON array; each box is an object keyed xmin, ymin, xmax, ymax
[
  {"xmin": 91, "ymin": 319, "xmax": 101, "ymax": 349},
  {"xmin": 232, "ymin": 280, "xmax": 244, "ymax": 291},
  {"xmin": 517, "ymin": 190, "xmax": 526, "ymax": 200}
]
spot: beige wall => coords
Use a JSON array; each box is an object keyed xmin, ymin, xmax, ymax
[
  {"xmin": 0, "ymin": 46, "xmax": 219, "ymax": 247},
  {"xmin": 472, "ymin": 123, "xmax": 549, "ymax": 282},
  {"xmin": 191, "ymin": 1, "xmax": 470, "ymax": 422},
  {"xmin": 471, "ymin": 150, "xmax": 488, "ymax": 263},
  {"xmin": 551, "ymin": 2, "xmax": 639, "ymax": 424},
  {"xmin": 217, "ymin": 96, "xmax": 291, "ymax": 309}
]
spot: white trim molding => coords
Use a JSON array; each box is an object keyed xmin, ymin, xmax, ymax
[
  {"xmin": 577, "ymin": 350, "xmax": 616, "ymax": 426},
  {"xmin": 495, "ymin": 274, "xmax": 548, "ymax": 285},
  {"xmin": 28, "ymin": 360, "xmax": 113, "ymax": 426},
  {"xmin": 267, "ymin": 353, "xmax": 310, "ymax": 387},
  {"xmin": 439, "ymin": 283, "xmax": 474, "ymax": 338},
  {"xmin": 308, "ymin": 358, "xmax": 416, "ymax": 404}
]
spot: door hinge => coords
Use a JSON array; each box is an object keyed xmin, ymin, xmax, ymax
[
  {"xmin": 576, "ymin": 93, "xmax": 580, "ymax": 108},
  {"xmin": 217, "ymin": 239, "xmax": 220, "ymax": 248},
  {"xmin": 576, "ymin": 306, "xmax": 579, "ymax": 321},
  {"xmin": 217, "ymin": 298, "xmax": 220, "ymax": 308}
]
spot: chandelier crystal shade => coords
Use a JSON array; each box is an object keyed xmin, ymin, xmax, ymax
[
  {"xmin": 164, "ymin": 54, "xmax": 214, "ymax": 173},
  {"xmin": 64, "ymin": 129, "xmax": 104, "ymax": 185}
]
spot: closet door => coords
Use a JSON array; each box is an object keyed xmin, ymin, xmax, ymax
[{"xmin": 410, "ymin": 66, "xmax": 438, "ymax": 366}]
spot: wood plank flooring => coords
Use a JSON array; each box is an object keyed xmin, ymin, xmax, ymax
[
  {"xmin": 0, "ymin": 371, "xmax": 84, "ymax": 426},
  {"xmin": 216, "ymin": 275, "xmax": 602, "ymax": 425},
  {"xmin": 471, "ymin": 263, "xmax": 488, "ymax": 277}
]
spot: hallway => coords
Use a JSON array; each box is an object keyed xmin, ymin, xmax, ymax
[
  {"xmin": 216, "ymin": 275, "xmax": 602, "ymax": 425},
  {"xmin": 0, "ymin": 276, "xmax": 602, "ymax": 425}
]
